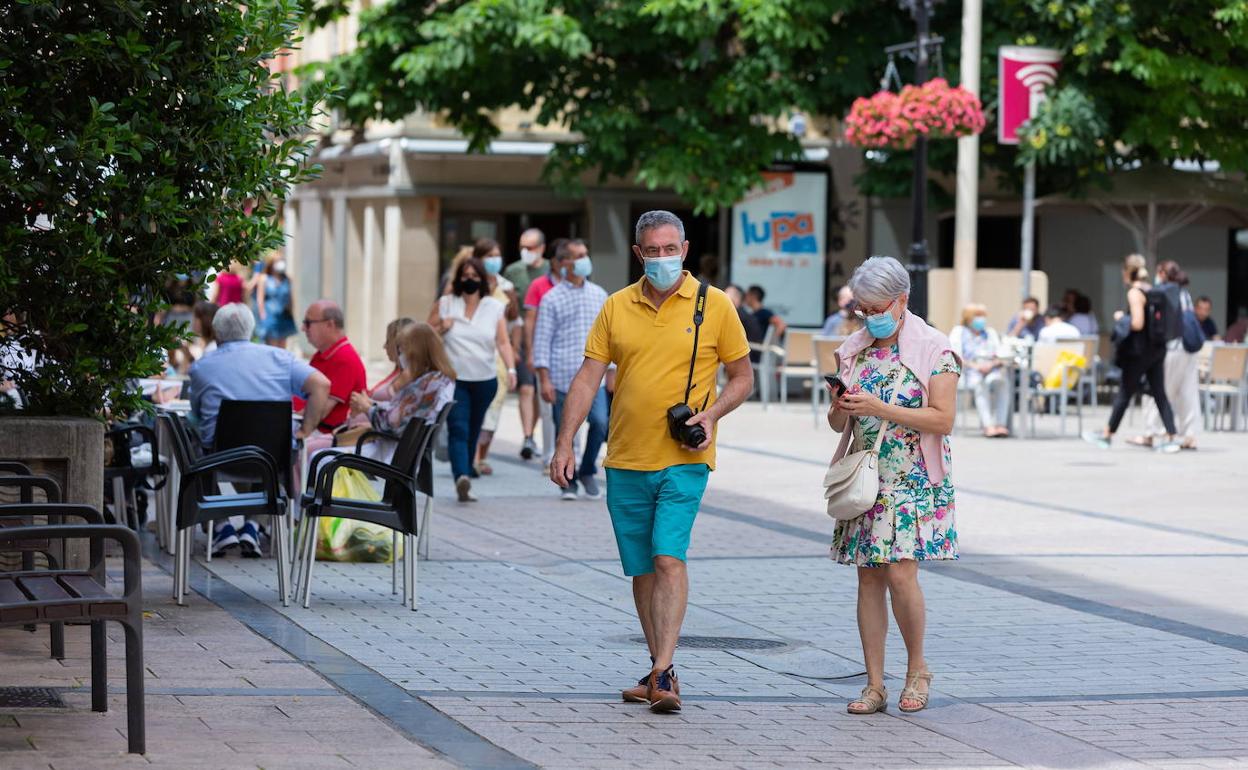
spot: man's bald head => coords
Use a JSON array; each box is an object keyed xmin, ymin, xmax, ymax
[
  {"xmin": 304, "ymin": 299, "xmax": 345, "ymax": 351},
  {"xmin": 519, "ymin": 228, "xmax": 546, "ymax": 262}
]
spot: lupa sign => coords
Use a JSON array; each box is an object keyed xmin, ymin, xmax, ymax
[
  {"xmin": 730, "ymin": 171, "xmax": 827, "ymax": 327},
  {"xmin": 997, "ymin": 46, "xmax": 1062, "ymax": 145}
]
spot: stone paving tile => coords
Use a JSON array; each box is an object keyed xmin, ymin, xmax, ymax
[
  {"xmin": 184, "ymin": 414, "xmax": 1248, "ymax": 770},
  {"xmin": 986, "ymin": 699, "xmax": 1248, "ymax": 764},
  {"xmin": 422, "ymin": 694, "xmax": 1016, "ymax": 769},
  {"xmin": 0, "ymin": 563, "xmax": 455, "ymax": 770}
]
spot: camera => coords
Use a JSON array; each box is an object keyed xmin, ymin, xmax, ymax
[{"xmin": 666, "ymin": 403, "xmax": 707, "ymax": 448}]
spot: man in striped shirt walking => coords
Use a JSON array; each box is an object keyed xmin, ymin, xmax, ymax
[{"xmin": 533, "ymin": 239, "xmax": 609, "ymax": 500}]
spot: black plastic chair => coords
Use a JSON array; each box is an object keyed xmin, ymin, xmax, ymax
[
  {"xmin": 294, "ymin": 409, "xmax": 444, "ymax": 610},
  {"xmin": 0, "ymin": 460, "xmax": 33, "ymax": 475},
  {"xmin": 327, "ymin": 402, "xmax": 452, "ymax": 572},
  {"xmin": 415, "ymin": 403, "xmax": 453, "ymax": 560},
  {"xmin": 214, "ymin": 400, "xmax": 298, "ymax": 497},
  {"xmin": 0, "ymin": 514, "xmax": 145, "ymax": 754},
  {"xmin": 104, "ymin": 422, "xmax": 166, "ymax": 532},
  {"xmin": 163, "ymin": 410, "xmax": 289, "ymax": 606}
]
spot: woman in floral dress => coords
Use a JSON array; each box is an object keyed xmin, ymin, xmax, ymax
[{"xmin": 826, "ymin": 256, "xmax": 960, "ymax": 716}]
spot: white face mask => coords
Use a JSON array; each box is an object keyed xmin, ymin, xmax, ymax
[
  {"xmin": 273, "ymin": 260, "xmax": 287, "ymax": 274},
  {"xmin": 520, "ymin": 248, "xmax": 541, "ymax": 266},
  {"xmin": 398, "ymin": 353, "xmax": 409, "ymax": 370}
]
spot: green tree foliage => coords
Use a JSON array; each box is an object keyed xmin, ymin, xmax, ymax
[
  {"xmin": 0, "ymin": 0, "xmax": 326, "ymax": 418},
  {"xmin": 1022, "ymin": 0, "xmax": 1248, "ymax": 172},
  {"xmin": 1015, "ymin": 85, "xmax": 1108, "ymax": 168},
  {"xmin": 312, "ymin": 0, "xmax": 1248, "ymax": 209},
  {"xmin": 862, "ymin": 0, "xmax": 1248, "ymax": 197},
  {"xmin": 320, "ymin": 0, "xmax": 907, "ymax": 214}
]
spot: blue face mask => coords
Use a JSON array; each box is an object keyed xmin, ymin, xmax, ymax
[
  {"xmin": 643, "ymin": 256, "xmax": 683, "ymax": 291},
  {"xmin": 482, "ymin": 256, "xmax": 503, "ymax": 275},
  {"xmin": 572, "ymin": 256, "xmax": 593, "ymax": 278},
  {"xmin": 865, "ymin": 302, "xmax": 899, "ymax": 339},
  {"xmin": 970, "ymin": 316, "xmax": 987, "ymax": 332}
]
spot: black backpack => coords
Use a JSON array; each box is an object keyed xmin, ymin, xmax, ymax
[{"xmin": 1145, "ymin": 284, "xmax": 1182, "ymax": 347}]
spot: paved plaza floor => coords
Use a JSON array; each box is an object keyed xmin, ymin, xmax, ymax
[{"xmin": 3, "ymin": 399, "xmax": 1247, "ymax": 768}]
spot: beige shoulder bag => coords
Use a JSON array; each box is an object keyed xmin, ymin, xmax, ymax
[{"xmin": 823, "ymin": 357, "xmax": 903, "ymax": 521}]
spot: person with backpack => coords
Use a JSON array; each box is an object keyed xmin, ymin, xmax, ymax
[
  {"xmin": 1128, "ymin": 260, "xmax": 1204, "ymax": 450},
  {"xmin": 1083, "ymin": 254, "xmax": 1182, "ymax": 453}
]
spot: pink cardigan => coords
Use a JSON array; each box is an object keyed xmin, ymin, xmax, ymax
[{"xmin": 831, "ymin": 309, "xmax": 960, "ymax": 486}]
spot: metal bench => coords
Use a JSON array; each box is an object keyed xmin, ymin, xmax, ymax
[
  {"xmin": 0, "ymin": 501, "xmax": 100, "ymax": 660},
  {"xmin": 0, "ymin": 517, "xmax": 145, "ymax": 754}
]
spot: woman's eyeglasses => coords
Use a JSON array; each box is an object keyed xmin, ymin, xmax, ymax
[{"xmin": 853, "ymin": 299, "xmax": 895, "ymax": 319}]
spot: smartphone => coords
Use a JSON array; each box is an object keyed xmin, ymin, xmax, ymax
[{"xmin": 823, "ymin": 374, "xmax": 847, "ymax": 398}]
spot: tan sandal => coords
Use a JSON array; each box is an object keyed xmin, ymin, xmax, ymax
[
  {"xmin": 898, "ymin": 670, "xmax": 933, "ymax": 713},
  {"xmin": 847, "ymin": 684, "xmax": 887, "ymax": 715}
]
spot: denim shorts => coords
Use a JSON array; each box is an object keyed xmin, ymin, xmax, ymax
[{"xmin": 605, "ymin": 464, "xmax": 709, "ymax": 577}]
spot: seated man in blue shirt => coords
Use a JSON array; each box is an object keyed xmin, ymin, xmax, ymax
[{"xmin": 190, "ymin": 303, "xmax": 331, "ymax": 556}]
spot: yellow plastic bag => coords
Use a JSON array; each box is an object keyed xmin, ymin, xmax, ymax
[
  {"xmin": 1043, "ymin": 350, "xmax": 1087, "ymax": 390},
  {"xmin": 315, "ymin": 466, "xmax": 401, "ymax": 563}
]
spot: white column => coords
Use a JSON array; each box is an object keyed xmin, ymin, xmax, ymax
[
  {"xmin": 331, "ymin": 195, "xmax": 348, "ymax": 307},
  {"xmin": 952, "ymin": 0, "xmax": 982, "ymax": 312},
  {"xmin": 361, "ymin": 202, "xmax": 381, "ymax": 366},
  {"xmin": 296, "ymin": 196, "xmax": 324, "ymax": 331},
  {"xmin": 380, "ymin": 201, "xmax": 403, "ymax": 335}
]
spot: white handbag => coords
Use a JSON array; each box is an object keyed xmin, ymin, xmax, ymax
[{"xmin": 823, "ymin": 359, "xmax": 902, "ymax": 521}]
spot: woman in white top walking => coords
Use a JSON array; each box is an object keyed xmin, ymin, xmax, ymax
[{"xmin": 429, "ymin": 257, "xmax": 517, "ymax": 502}]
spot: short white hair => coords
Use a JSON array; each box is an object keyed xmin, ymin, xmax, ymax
[
  {"xmin": 212, "ymin": 302, "xmax": 255, "ymax": 342},
  {"xmin": 634, "ymin": 210, "xmax": 685, "ymax": 245},
  {"xmin": 848, "ymin": 256, "xmax": 910, "ymax": 307}
]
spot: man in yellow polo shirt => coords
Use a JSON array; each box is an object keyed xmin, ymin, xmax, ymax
[{"xmin": 550, "ymin": 210, "xmax": 753, "ymax": 713}]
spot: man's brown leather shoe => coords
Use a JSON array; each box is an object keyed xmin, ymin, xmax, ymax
[
  {"xmin": 647, "ymin": 666, "xmax": 681, "ymax": 713},
  {"xmin": 621, "ymin": 673, "xmax": 651, "ymax": 703},
  {"xmin": 622, "ymin": 668, "xmax": 682, "ymax": 703}
]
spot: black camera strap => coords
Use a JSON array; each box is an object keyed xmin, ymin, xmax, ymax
[{"xmin": 682, "ymin": 280, "xmax": 711, "ymax": 405}]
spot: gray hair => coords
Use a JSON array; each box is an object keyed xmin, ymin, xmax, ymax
[
  {"xmin": 211, "ymin": 302, "xmax": 255, "ymax": 342},
  {"xmin": 521, "ymin": 227, "xmax": 545, "ymax": 245},
  {"xmin": 634, "ymin": 210, "xmax": 685, "ymax": 245},
  {"xmin": 848, "ymin": 256, "xmax": 911, "ymax": 307}
]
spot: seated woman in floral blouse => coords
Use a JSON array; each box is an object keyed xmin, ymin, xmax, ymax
[{"xmin": 346, "ymin": 323, "xmax": 456, "ymax": 461}]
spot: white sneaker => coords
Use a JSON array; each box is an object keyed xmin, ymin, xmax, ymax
[
  {"xmin": 560, "ymin": 483, "xmax": 579, "ymax": 502},
  {"xmin": 1155, "ymin": 439, "xmax": 1182, "ymax": 455},
  {"xmin": 1081, "ymin": 430, "xmax": 1111, "ymax": 450}
]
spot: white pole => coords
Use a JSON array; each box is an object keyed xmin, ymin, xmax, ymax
[
  {"xmin": 952, "ymin": 0, "xmax": 982, "ymax": 313},
  {"xmin": 1020, "ymin": 160, "xmax": 1036, "ymax": 301}
]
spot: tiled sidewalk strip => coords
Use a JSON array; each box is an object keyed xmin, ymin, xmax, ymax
[{"xmin": 0, "ymin": 560, "xmax": 456, "ymax": 769}]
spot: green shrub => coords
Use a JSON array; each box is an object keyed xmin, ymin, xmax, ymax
[{"xmin": 0, "ymin": 0, "xmax": 325, "ymax": 418}]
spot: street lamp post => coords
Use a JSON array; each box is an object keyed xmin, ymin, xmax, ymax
[
  {"xmin": 892, "ymin": 0, "xmax": 942, "ymax": 319},
  {"xmin": 907, "ymin": 0, "xmax": 931, "ymax": 319}
]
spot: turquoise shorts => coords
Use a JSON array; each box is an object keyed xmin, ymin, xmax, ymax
[{"xmin": 605, "ymin": 464, "xmax": 710, "ymax": 577}]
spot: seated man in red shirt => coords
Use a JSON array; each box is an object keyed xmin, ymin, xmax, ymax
[{"xmin": 296, "ymin": 300, "xmax": 368, "ymax": 435}]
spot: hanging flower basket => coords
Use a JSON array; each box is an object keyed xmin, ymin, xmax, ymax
[{"xmin": 844, "ymin": 78, "xmax": 985, "ymax": 150}]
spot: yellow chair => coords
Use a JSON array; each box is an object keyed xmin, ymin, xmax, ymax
[
  {"xmin": 777, "ymin": 329, "xmax": 818, "ymax": 407},
  {"xmin": 812, "ymin": 336, "xmax": 847, "ymax": 424},
  {"xmin": 1200, "ymin": 345, "xmax": 1248, "ymax": 431},
  {"xmin": 1029, "ymin": 341, "xmax": 1090, "ymax": 436}
]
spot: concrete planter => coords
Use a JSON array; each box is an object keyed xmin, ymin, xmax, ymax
[{"xmin": 0, "ymin": 416, "xmax": 104, "ymax": 569}]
